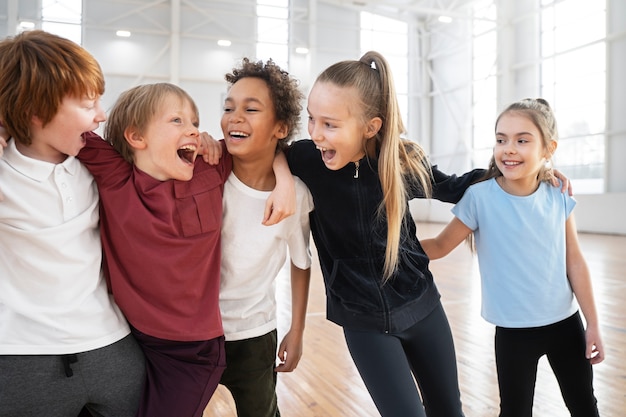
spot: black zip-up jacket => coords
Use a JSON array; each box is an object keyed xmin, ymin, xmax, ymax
[{"xmin": 287, "ymin": 139, "xmax": 484, "ymax": 333}]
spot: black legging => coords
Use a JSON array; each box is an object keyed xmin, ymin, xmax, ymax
[
  {"xmin": 495, "ymin": 312, "xmax": 599, "ymax": 417},
  {"xmin": 343, "ymin": 302, "xmax": 464, "ymax": 417}
]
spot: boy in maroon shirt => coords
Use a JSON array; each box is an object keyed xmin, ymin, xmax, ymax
[{"xmin": 78, "ymin": 83, "xmax": 294, "ymax": 417}]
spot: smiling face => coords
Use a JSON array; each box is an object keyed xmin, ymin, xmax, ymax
[
  {"xmin": 494, "ymin": 112, "xmax": 555, "ymax": 194},
  {"xmin": 221, "ymin": 77, "xmax": 286, "ymax": 162},
  {"xmin": 18, "ymin": 94, "xmax": 106, "ymax": 164},
  {"xmin": 307, "ymin": 81, "xmax": 374, "ymax": 170},
  {"xmin": 130, "ymin": 93, "xmax": 200, "ymax": 181}
]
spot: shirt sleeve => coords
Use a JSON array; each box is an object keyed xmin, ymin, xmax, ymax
[
  {"xmin": 78, "ymin": 131, "xmax": 132, "ymax": 188},
  {"xmin": 562, "ymin": 186, "xmax": 576, "ymax": 218},
  {"xmin": 451, "ymin": 187, "xmax": 479, "ymax": 231},
  {"xmin": 285, "ymin": 139, "xmax": 316, "ymax": 180},
  {"xmin": 217, "ymin": 140, "xmax": 233, "ymax": 184},
  {"xmin": 429, "ymin": 165, "xmax": 485, "ymax": 203}
]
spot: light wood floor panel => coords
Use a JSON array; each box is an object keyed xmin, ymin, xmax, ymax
[{"xmin": 205, "ymin": 223, "xmax": 626, "ymax": 416}]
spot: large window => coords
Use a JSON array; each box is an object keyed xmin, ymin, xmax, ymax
[
  {"xmin": 471, "ymin": 0, "xmax": 497, "ymax": 167},
  {"xmin": 256, "ymin": 0, "xmax": 289, "ymax": 69},
  {"xmin": 360, "ymin": 12, "xmax": 409, "ymax": 133},
  {"xmin": 41, "ymin": 0, "xmax": 82, "ymax": 44},
  {"xmin": 541, "ymin": 0, "xmax": 606, "ymax": 193}
]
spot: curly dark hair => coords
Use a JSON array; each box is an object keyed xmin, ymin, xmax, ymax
[{"xmin": 225, "ymin": 58, "xmax": 304, "ymax": 150}]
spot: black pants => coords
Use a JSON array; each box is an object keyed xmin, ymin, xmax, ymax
[
  {"xmin": 495, "ymin": 312, "xmax": 599, "ymax": 417},
  {"xmin": 343, "ymin": 302, "xmax": 464, "ymax": 417}
]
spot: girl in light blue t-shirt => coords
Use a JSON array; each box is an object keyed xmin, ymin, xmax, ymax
[{"xmin": 421, "ymin": 98, "xmax": 604, "ymax": 417}]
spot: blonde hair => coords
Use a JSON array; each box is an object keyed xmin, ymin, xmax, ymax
[
  {"xmin": 104, "ymin": 83, "xmax": 199, "ymax": 163},
  {"xmin": 0, "ymin": 30, "xmax": 104, "ymax": 145},
  {"xmin": 316, "ymin": 51, "xmax": 432, "ymax": 281}
]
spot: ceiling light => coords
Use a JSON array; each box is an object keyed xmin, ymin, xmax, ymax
[
  {"xmin": 295, "ymin": 47, "xmax": 309, "ymax": 54},
  {"xmin": 18, "ymin": 21, "xmax": 35, "ymax": 31},
  {"xmin": 438, "ymin": 16, "xmax": 452, "ymax": 23},
  {"xmin": 217, "ymin": 39, "xmax": 231, "ymax": 47},
  {"xmin": 116, "ymin": 30, "xmax": 131, "ymax": 37}
]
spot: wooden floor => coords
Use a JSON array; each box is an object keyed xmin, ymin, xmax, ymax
[{"xmin": 204, "ymin": 222, "xmax": 626, "ymax": 417}]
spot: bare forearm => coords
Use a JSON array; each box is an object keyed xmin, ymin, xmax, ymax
[
  {"xmin": 421, "ymin": 217, "xmax": 471, "ymax": 260},
  {"xmin": 568, "ymin": 261, "xmax": 599, "ymax": 327},
  {"xmin": 290, "ymin": 263, "xmax": 311, "ymax": 333}
]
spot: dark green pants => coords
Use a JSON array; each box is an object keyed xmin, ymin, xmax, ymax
[{"xmin": 219, "ymin": 330, "xmax": 280, "ymax": 417}]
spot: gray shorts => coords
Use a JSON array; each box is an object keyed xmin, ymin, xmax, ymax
[{"xmin": 0, "ymin": 334, "xmax": 145, "ymax": 417}]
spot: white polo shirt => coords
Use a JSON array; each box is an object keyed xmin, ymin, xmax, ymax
[{"xmin": 0, "ymin": 139, "xmax": 130, "ymax": 354}]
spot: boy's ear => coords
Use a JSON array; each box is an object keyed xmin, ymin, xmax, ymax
[
  {"xmin": 365, "ymin": 117, "xmax": 382, "ymax": 139},
  {"xmin": 31, "ymin": 115, "xmax": 44, "ymax": 128},
  {"xmin": 275, "ymin": 122, "xmax": 289, "ymax": 140},
  {"xmin": 124, "ymin": 127, "xmax": 147, "ymax": 150}
]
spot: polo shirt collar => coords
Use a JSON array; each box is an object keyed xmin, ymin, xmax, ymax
[{"xmin": 3, "ymin": 139, "xmax": 79, "ymax": 181}]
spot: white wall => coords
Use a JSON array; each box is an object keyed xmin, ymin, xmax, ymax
[{"xmin": 410, "ymin": 192, "xmax": 626, "ymax": 236}]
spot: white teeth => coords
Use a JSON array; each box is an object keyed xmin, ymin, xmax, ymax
[
  {"xmin": 503, "ymin": 161, "xmax": 520, "ymax": 166},
  {"xmin": 315, "ymin": 145, "xmax": 327, "ymax": 152},
  {"xmin": 179, "ymin": 145, "xmax": 197, "ymax": 151},
  {"xmin": 230, "ymin": 131, "xmax": 249, "ymax": 138}
]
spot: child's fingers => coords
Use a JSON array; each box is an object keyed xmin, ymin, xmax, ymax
[
  {"xmin": 587, "ymin": 341, "xmax": 604, "ymax": 365},
  {"xmin": 198, "ymin": 132, "xmax": 222, "ymax": 165},
  {"xmin": 0, "ymin": 136, "xmax": 7, "ymax": 158},
  {"xmin": 262, "ymin": 206, "xmax": 281, "ymax": 226}
]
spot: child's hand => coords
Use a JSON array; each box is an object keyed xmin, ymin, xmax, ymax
[
  {"xmin": 0, "ymin": 135, "xmax": 6, "ymax": 158},
  {"xmin": 199, "ymin": 132, "xmax": 222, "ymax": 165},
  {"xmin": 264, "ymin": 151, "xmax": 296, "ymax": 226},
  {"xmin": 0, "ymin": 121, "xmax": 8, "ymax": 155},
  {"xmin": 275, "ymin": 330, "xmax": 303, "ymax": 373},
  {"xmin": 0, "ymin": 135, "xmax": 7, "ymax": 201},
  {"xmin": 263, "ymin": 178, "xmax": 296, "ymax": 226},
  {"xmin": 550, "ymin": 168, "xmax": 573, "ymax": 196},
  {"xmin": 585, "ymin": 324, "xmax": 605, "ymax": 365}
]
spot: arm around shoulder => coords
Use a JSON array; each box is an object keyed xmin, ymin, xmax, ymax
[
  {"xmin": 429, "ymin": 165, "xmax": 485, "ymax": 203},
  {"xmin": 264, "ymin": 151, "xmax": 296, "ymax": 226},
  {"xmin": 77, "ymin": 131, "xmax": 132, "ymax": 186},
  {"xmin": 421, "ymin": 217, "xmax": 473, "ymax": 260}
]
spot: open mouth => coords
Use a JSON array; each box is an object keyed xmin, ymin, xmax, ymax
[
  {"xmin": 177, "ymin": 145, "xmax": 197, "ymax": 164},
  {"xmin": 316, "ymin": 145, "xmax": 336, "ymax": 162},
  {"xmin": 229, "ymin": 131, "xmax": 249, "ymax": 140}
]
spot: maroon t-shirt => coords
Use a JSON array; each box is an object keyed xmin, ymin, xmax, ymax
[{"xmin": 79, "ymin": 132, "xmax": 232, "ymax": 341}]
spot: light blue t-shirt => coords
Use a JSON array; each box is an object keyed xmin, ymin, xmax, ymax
[{"xmin": 452, "ymin": 178, "xmax": 578, "ymax": 328}]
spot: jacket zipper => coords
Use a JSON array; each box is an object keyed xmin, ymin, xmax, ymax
[{"xmin": 353, "ymin": 159, "xmax": 391, "ymax": 333}]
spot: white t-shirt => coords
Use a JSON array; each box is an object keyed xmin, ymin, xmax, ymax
[
  {"xmin": 0, "ymin": 140, "xmax": 130, "ymax": 354},
  {"xmin": 452, "ymin": 178, "xmax": 578, "ymax": 328},
  {"xmin": 220, "ymin": 173, "xmax": 313, "ymax": 341}
]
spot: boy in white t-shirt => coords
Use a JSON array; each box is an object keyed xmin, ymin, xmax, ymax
[
  {"xmin": 217, "ymin": 58, "xmax": 312, "ymax": 417},
  {"xmin": 0, "ymin": 30, "xmax": 145, "ymax": 417}
]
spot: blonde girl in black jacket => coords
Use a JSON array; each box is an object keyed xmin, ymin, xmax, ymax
[{"xmin": 287, "ymin": 51, "xmax": 483, "ymax": 417}]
